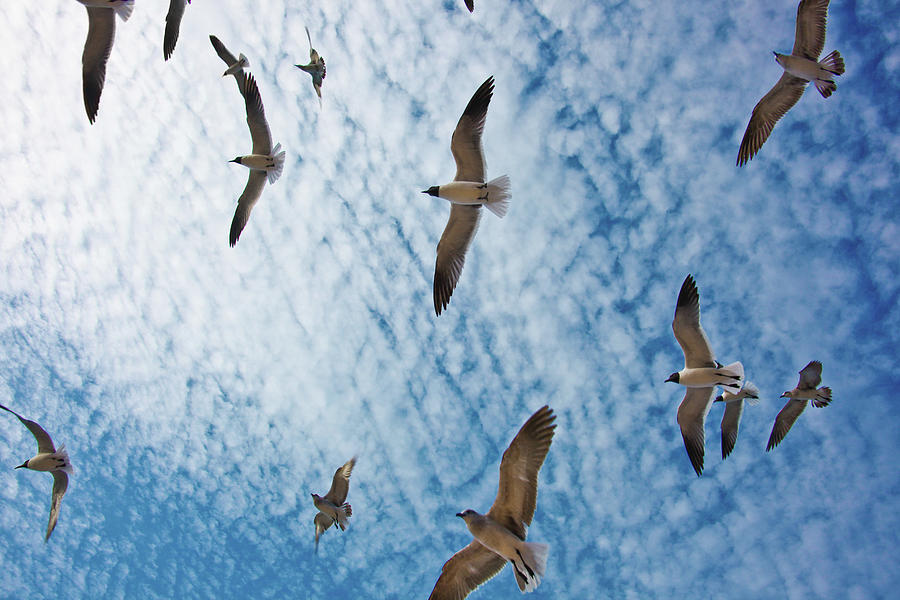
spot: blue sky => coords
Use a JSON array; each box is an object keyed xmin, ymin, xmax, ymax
[{"xmin": 0, "ymin": 0, "xmax": 898, "ymax": 598}]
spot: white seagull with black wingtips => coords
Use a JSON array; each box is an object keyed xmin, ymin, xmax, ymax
[
  {"xmin": 736, "ymin": 0, "xmax": 845, "ymax": 166},
  {"xmin": 422, "ymin": 76, "xmax": 511, "ymax": 316},
  {"xmin": 666, "ymin": 275, "xmax": 744, "ymax": 476},
  {"xmin": 0, "ymin": 403, "xmax": 73, "ymax": 542},
  {"xmin": 76, "ymin": 0, "xmax": 133, "ymax": 123},
  {"xmin": 224, "ymin": 72, "xmax": 286, "ymax": 246},
  {"xmin": 766, "ymin": 360, "xmax": 832, "ymax": 450},
  {"xmin": 428, "ymin": 405, "xmax": 555, "ymax": 600}
]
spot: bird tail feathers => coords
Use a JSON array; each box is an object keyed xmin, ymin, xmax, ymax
[
  {"xmin": 812, "ymin": 387, "xmax": 832, "ymax": 408},
  {"xmin": 336, "ymin": 503, "xmax": 352, "ymax": 530},
  {"xmin": 482, "ymin": 175, "xmax": 511, "ymax": 218},
  {"xmin": 512, "ymin": 541, "xmax": 549, "ymax": 592},
  {"xmin": 715, "ymin": 361, "xmax": 744, "ymax": 394},
  {"xmin": 814, "ymin": 78, "xmax": 837, "ymax": 98},
  {"xmin": 742, "ymin": 381, "xmax": 761, "ymax": 405},
  {"xmin": 819, "ymin": 50, "xmax": 844, "ymax": 76},
  {"xmin": 54, "ymin": 444, "xmax": 74, "ymax": 475},
  {"xmin": 115, "ymin": 2, "xmax": 134, "ymax": 22},
  {"xmin": 267, "ymin": 143, "xmax": 286, "ymax": 184}
]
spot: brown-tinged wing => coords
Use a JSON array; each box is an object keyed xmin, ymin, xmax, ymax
[
  {"xmin": 486, "ymin": 405, "xmax": 556, "ymax": 540},
  {"xmin": 672, "ymin": 275, "xmax": 716, "ymax": 369},
  {"xmin": 45, "ymin": 470, "xmax": 69, "ymax": 542},
  {"xmin": 427, "ymin": 540, "xmax": 506, "ymax": 600},
  {"xmin": 229, "ymin": 170, "xmax": 267, "ymax": 247},
  {"xmin": 677, "ymin": 387, "xmax": 715, "ymax": 476},
  {"xmin": 797, "ymin": 360, "xmax": 823, "ymax": 390},
  {"xmin": 792, "ymin": 0, "xmax": 830, "ymax": 61},
  {"xmin": 163, "ymin": 0, "xmax": 189, "ymax": 61},
  {"xmin": 721, "ymin": 400, "xmax": 744, "ymax": 460},
  {"xmin": 736, "ymin": 72, "xmax": 807, "ymax": 166},
  {"xmin": 766, "ymin": 398, "xmax": 808, "ymax": 451},
  {"xmin": 433, "ymin": 204, "xmax": 481, "ymax": 315},
  {"xmin": 241, "ymin": 73, "xmax": 273, "ymax": 155},
  {"xmin": 0, "ymin": 404, "xmax": 56, "ymax": 454},
  {"xmin": 324, "ymin": 456, "xmax": 356, "ymax": 505},
  {"xmin": 451, "ymin": 76, "xmax": 494, "ymax": 183},
  {"xmin": 82, "ymin": 7, "xmax": 117, "ymax": 123}
]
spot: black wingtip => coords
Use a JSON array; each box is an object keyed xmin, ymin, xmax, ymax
[
  {"xmin": 676, "ymin": 274, "xmax": 698, "ymax": 308},
  {"xmin": 462, "ymin": 76, "xmax": 495, "ymax": 118}
]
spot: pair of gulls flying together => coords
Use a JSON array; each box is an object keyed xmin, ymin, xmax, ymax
[
  {"xmin": 209, "ymin": 35, "xmax": 285, "ymax": 246},
  {"xmin": 312, "ymin": 456, "xmax": 356, "ymax": 552},
  {"xmin": 428, "ymin": 405, "xmax": 555, "ymax": 599},
  {"xmin": 737, "ymin": 0, "xmax": 844, "ymax": 166},
  {"xmin": 423, "ymin": 76, "xmax": 511, "ymax": 315},
  {"xmin": 1, "ymin": 404, "xmax": 73, "ymax": 542}
]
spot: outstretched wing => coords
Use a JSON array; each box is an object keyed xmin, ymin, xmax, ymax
[
  {"xmin": 451, "ymin": 76, "xmax": 494, "ymax": 183},
  {"xmin": 0, "ymin": 404, "xmax": 56, "ymax": 454},
  {"xmin": 677, "ymin": 387, "xmax": 715, "ymax": 476},
  {"xmin": 163, "ymin": 0, "xmax": 190, "ymax": 60},
  {"xmin": 792, "ymin": 0, "xmax": 830, "ymax": 61},
  {"xmin": 766, "ymin": 399, "xmax": 808, "ymax": 451},
  {"xmin": 82, "ymin": 7, "xmax": 117, "ymax": 123},
  {"xmin": 736, "ymin": 73, "xmax": 807, "ymax": 166},
  {"xmin": 46, "ymin": 471, "xmax": 69, "ymax": 542},
  {"xmin": 428, "ymin": 540, "xmax": 506, "ymax": 600},
  {"xmin": 797, "ymin": 361, "xmax": 823, "ymax": 390},
  {"xmin": 324, "ymin": 457, "xmax": 356, "ymax": 505},
  {"xmin": 672, "ymin": 275, "xmax": 715, "ymax": 368}
]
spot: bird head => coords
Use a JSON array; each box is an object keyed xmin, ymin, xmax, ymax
[
  {"xmin": 780, "ymin": 391, "xmax": 792, "ymax": 399},
  {"xmin": 665, "ymin": 372, "xmax": 680, "ymax": 384},
  {"xmin": 456, "ymin": 509, "xmax": 476, "ymax": 521},
  {"xmin": 422, "ymin": 186, "xmax": 440, "ymax": 197},
  {"xmin": 229, "ymin": 157, "xmax": 243, "ymax": 165},
  {"xmin": 311, "ymin": 493, "xmax": 320, "ymax": 500},
  {"xmin": 773, "ymin": 52, "xmax": 786, "ymax": 66},
  {"xmin": 14, "ymin": 460, "xmax": 27, "ymax": 469}
]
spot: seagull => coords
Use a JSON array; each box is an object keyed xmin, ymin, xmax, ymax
[
  {"xmin": 736, "ymin": 0, "xmax": 845, "ymax": 166},
  {"xmin": 422, "ymin": 76, "xmax": 511, "ymax": 316},
  {"xmin": 666, "ymin": 274, "xmax": 744, "ymax": 476},
  {"xmin": 76, "ymin": 0, "xmax": 134, "ymax": 123},
  {"xmin": 312, "ymin": 456, "xmax": 356, "ymax": 552},
  {"xmin": 295, "ymin": 27, "xmax": 326, "ymax": 105},
  {"xmin": 464, "ymin": 0, "xmax": 475, "ymax": 12},
  {"xmin": 163, "ymin": 0, "xmax": 190, "ymax": 61},
  {"xmin": 428, "ymin": 405, "xmax": 556, "ymax": 600},
  {"xmin": 209, "ymin": 35, "xmax": 250, "ymax": 85},
  {"xmin": 766, "ymin": 361, "xmax": 832, "ymax": 451},
  {"xmin": 714, "ymin": 381, "xmax": 761, "ymax": 460},
  {"xmin": 225, "ymin": 72, "xmax": 286, "ymax": 246},
  {"xmin": 0, "ymin": 403, "xmax": 73, "ymax": 542}
]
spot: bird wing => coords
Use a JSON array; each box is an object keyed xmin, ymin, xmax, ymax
[
  {"xmin": 240, "ymin": 73, "xmax": 273, "ymax": 155},
  {"xmin": 451, "ymin": 76, "xmax": 494, "ymax": 183},
  {"xmin": 82, "ymin": 6, "xmax": 117, "ymax": 123},
  {"xmin": 163, "ymin": 0, "xmax": 189, "ymax": 61},
  {"xmin": 792, "ymin": 0, "xmax": 830, "ymax": 61},
  {"xmin": 0, "ymin": 404, "xmax": 56, "ymax": 454},
  {"xmin": 736, "ymin": 72, "xmax": 807, "ymax": 166},
  {"xmin": 797, "ymin": 360, "xmax": 823, "ymax": 390},
  {"xmin": 766, "ymin": 398, "xmax": 808, "ymax": 451},
  {"xmin": 427, "ymin": 540, "xmax": 507, "ymax": 600},
  {"xmin": 464, "ymin": 0, "xmax": 475, "ymax": 12},
  {"xmin": 305, "ymin": 26, "xmax": 314, "ymax": 52},
  {"xmin": 720, "ymin": 399, "xmax": 744, "ymax": 460},
  {"xmin": 229, "ymin": 170, "xmax": 267, "ymax": 247},
  {"xmin": 433, "ymin": 204, "xmax": 481, "ymax": 316},
  {"xmin": 45, "ymin": 470, "xmax": 69, "ymax": 542},
  {"xmin": 313, "ymin": 511, "xmax": 332, "ymax": 552},
  {"xmin": 677, "ymin": 387, "xmax": 715, "ymax": 476},
  {"xmin": 209, "ymin": 34, "xmax": 238, "ymax": 66},
  {"xmin": 324, "ymin": 456, "xmax": 356, "ymax": 505},
  {"xmin": 672, "ymin": 275, "xmax": 716, "ymax": 369},
  {"xmin": 486, "ymin": 405, "xmax": 556, "ymax": 540}
]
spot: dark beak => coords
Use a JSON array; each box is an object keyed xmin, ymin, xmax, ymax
[
  {"xmin": 455, "ymin": 512, "xmax": 464, "ymax": 518},
  {"xmin": 229, "ymin": 158, "xmax": 240, "ymax": 163},
  {"xmin": 14, "ymin": 463, "xmax": 26, "ymax": 469},
  {"xmin": 421, "ymin": 190, "xmax": 430, "ymax": 194},
  {"xmin": 665, "ymin": 375, "xmax": 676, "ymax": 383}
]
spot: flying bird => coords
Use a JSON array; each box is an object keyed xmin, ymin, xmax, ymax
[
  {"xmin": 225, "ymin": 72, "xmax": 286, "ymax": 246},
  {"xmin": 295, "ymin": 27, "xmax": 326, "ymax": 104},
  {"xmin": 736, "ymin": 0, "xmax": 845, "ymax": 166},
  {"xmin": 76, "ymin": 0, "xmax": 134, "ymax": 123},
  {"xmin": 209, "ymin": 34, "xmax": 250, "ymax": 86},
  {"xmin": 163, "ymin": 0, "xmax": 191, "ymax": 61},
  {"xmin": 0, "ymin": 403, "xmax": 73, "ymax": 542},
  {"xmin": 766, "ymin": 361, "xmax": 832, "ymax": 451},
  {"xmin": 666, "ymin": 275, "xmax": 744, "ymax": 476},
  {"xmin": 312, "ymin": 456, "xmax": 356, "ymax": 552},
  {"xmin": 428, "ymin": 405, "xmax": 556, "ymax": 600},
  {"xmin": 714, "ymin": 381, "xmax": 761, "ymax": 460},
  {"xmin": 422, "ymin": 76, "xmax": 511, "ymax": 316}
]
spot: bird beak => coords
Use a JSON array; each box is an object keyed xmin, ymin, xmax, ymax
[
  {"xmin": 14, "ymin": 462, "xmax": 26, "ymax": 469},
  {"xmin": 421, "ymin": 190, "xmax": 430, "ymax": 194},
  {"xmin": 229, "ymin": 158, "xmax": 240, "ymax": 163},
  {"xmin": 455, "ymin": 512, "xmax": 464, "ymax": 518},
  {"xmin": 780, "ymin": 392, "xmax": 789, "ymax": 398},
  {"xmin": 665, "ymin": 375, "xmax": 677, "ymax": 383}
]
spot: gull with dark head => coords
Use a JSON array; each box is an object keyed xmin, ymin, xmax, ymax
[
  {"xmin": 766, "ymin": 360, "xmax": 832, "ymax": 451},
  {"xmin": 163, "ymin": 0, "xmax": 190, "ymax": 61},
  {"xmin": 1, "ymin": 403, "xmax": 73, "ymax": 542},
  {"xmin": 737, "ymin": 0, "xmax": 845, "ymax": 166},
  {"xmin": 76, "ymin": 0, "xmax": 133, "ymax": 123},
  {"xmin": 224, "ymin": 72, "xmax": 286, "ymax": 246},
  {"xmin": 295, "ymin": 27, "xmax": 326, "ymax": 105},
  {"xmin": 423, "ymin": 76, "xmax": 511, "ymax": 316},
  {"xmin": 714, "ymin": 381, "xmax": 761, "ymax": 460},
  {"xmin": 666, "ymin": 275, "xmax": 744, "ymax": 476},
  {"xmin": 428, "ymin": 405, "xmax": 555, "ymax": 600},
  {"xmin": 312, "ymin": 456, "xmax": 356, "ymax": 552}
]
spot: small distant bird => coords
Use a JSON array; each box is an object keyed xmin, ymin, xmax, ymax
[
  {"xmin": 209, "ymin": 35, "xmax": 250, "ymax": 85},
  {"xmin": 0, "ymin": 404, "xmax": 73, "ymax": 542},
  {"xmin": 428, "ymin": 405, "xmax": 556, "ymax": 600},
  {"xmin": 76, "ymin": 0, "xmax": 134, "ymax": 123},
  {"xmin": 225, "ymin": 72, "xmax": 286, "ymax": 246},
  {"xmin": 766, "ymin": 361, "xmax": 832, "ymax": 451},
  {"xmin": 666, "ymin": 275, "xmax": 744, "ymax": 476},
  {"xmin": 464, "ymin": 0, "xmax": 475, "ymax": 12},
  {"xmin": 736, "ymin": 0, "xmax": 845, "ymax": 166},
  {"xmin": 163, "ymin": 0, "xmax": 191, "ymax": 61},
  {"xmin": 312, "ymin": 456, "xmax": 356, "ymax": 552},
  {"xmin": 422, "ymin": 76, "xmax": 511, "ymax": 316},
  {"xmin": 295, "ymin": 27, "xmax": 326, "ymax": 104},
  {"xmin": 714, "ymin": 381, "xmax": 761, "ymax": 460}
]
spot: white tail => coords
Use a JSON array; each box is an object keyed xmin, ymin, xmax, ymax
[
  {"xmin": 267, "ymin": 143, "xmax": 286, "ymax": 184},
  {"xmin": 55, "ymin": 444, "xmax": 74, "ymax": 475},
  {"xmin": 716, "ymin": 361, "xmax": 744, "ymax": 394},
  {"xmin": 115, "ymin": 2, "xmax": 134, "ymax": 22},
  {"xmin": 482, "ymin": 174, "xmax": 511, "ymax": 218},
  {"xmin": 512, "ymin": 541, "xmax": 549, "ymax": 592},
  {"xmin": 742, "ymin": 381, "xmax": 761, "ymax": 406}
]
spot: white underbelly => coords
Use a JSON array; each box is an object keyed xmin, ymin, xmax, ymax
[
  {"xmin": 678, "ymin": 367, "xmax": 721, "ymax": 388},
  {"xmin": 243, "ymin": 154, "xmax": 274, "ymax": 170},
  {"xmin": 439, "ymin": 181, "xmax": 486, "ymax": 205}
]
